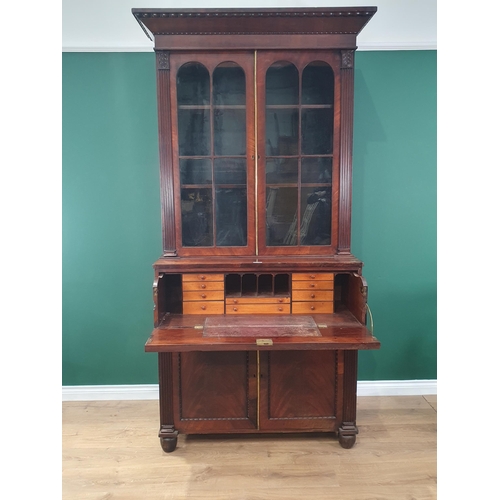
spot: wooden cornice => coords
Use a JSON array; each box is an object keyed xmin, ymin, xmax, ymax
[{"xmin": 132, "ymin": 7, "xmax": 377, "ymax": 39}]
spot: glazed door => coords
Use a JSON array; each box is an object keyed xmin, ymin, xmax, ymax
[
  {"xmin": 170, "ymin": 52, "xmax": 256, "ymax": 256},
  {"xmin": 170, "ymin": 51, "xmax": 341, "ymax": 257},
  {"xmin": 256, "ymin": 51, "xmax": 341, "ymax": 256}
]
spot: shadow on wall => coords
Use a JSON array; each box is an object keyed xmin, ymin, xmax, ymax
[
  {"xmin": 354, "ymin": 68, "xmax": 387, "ymax": 151},
  {"xmin": 358, "ymin": 287, "xmax": 437, "ymax": 381},
  {"xmin": 351, "ymin": 67, "xmax": 387, "ymax": 255}
]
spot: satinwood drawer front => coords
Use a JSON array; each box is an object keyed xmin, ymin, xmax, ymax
[
  {"xmin": 292, "ymin": 281, "xmax": 334, "ymax": 291},
  {"xmin": 182, "ymin": 274, "xmax": 224, "ymax": 314},
  {"xmin": 225, "ymin": 297, "xmax": 290, "ymax": 305},
  {"xmin": 183, "ymin": 301, "xmax": 224, "ymax": 315},
  {"xmin": 183, "ymin": 290, "xmax": 225, "ymax": 301},
  {"xmin": 182, "ymin": 281, "xmax": 225, "ymax": 292},
  {"xmin": 292, "ymin": 301, "xmax": 334, "ymax": 314},
  {"xmin": 292, "ymin": 273, "xmax": 334, "ymax": 282},
  {"xmin": 226, "ymin": 303, "xmax": 290, "ymax": 314},
  {"xmin": 292, "ymin": 273, "xmax": 334, "ymax": 314},
  {"xmin": 292, "ymin": 290, "xmax": 334, "ymax": 302},
  {"xmin": 182, "ymin": 274, "xmax": 224, "ymax": 282}
]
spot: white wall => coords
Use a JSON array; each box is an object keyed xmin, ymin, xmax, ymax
[{"xmin": 62, "ymin": 0, "xmax": 437, "ymax": 51}]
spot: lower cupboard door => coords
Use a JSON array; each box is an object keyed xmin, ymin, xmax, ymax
[
  {"xmin": 172, "ymin": 351, "xmax": 258, "ymax": 433},
  {"xmin": 259, "ymin": 350, "xmax": 341, "ymax": 432}
]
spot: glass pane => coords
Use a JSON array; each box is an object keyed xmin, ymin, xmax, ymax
[
  {"xmin": 181, "ymin": 188, "xmax": 213, "ymax": 246},
  {"xmin": 178, "ymin": 109, "xmax": 211, "ymax": 156},
  {"xmin": 215, "ymin": 188, "xmax": 247, "ymax": 246},
  {"xmin": 180, "ymin": 159, "xmax": 212, "ymax": 185},
  {"xmin": 214, "ymin": 108, "xmax": 246, "ymax": 156},
  {"xmin": 301, "ymin": 109, "xmax": 333, "ymax": 155},
  {"xmin": 266, "ymin": 62, "xmax": 299, "ymax": 105},
  {"xmin": 300, "ymin": 187, "xmax": 331, "ymax": 245},
  {"xmin": 177, "ymin": 63, "xmax": 210, "ymax": 106},
  {"xmin": 266, "ymin": 158, "xmax": 298, "ymax": 184},
  {"xmin": 301, "ymin": 157, "xmax": 332, "ymax": 184},
  {"xmin": 302, "ymin": 62, "xmax": 334, "ymax": 105},
  {"xmin": 266, "ymin": 109, "xmax": 299, "ymax": 156},
  {"xmin": 213, "ymin": 63, "xmax": 246, "ymax": 106},
  {"xmin": 266, "ymin": 187, "xmax": 298, "ymax": 246},
  {"xmin": 214, "ymin": 158, "xmax": 246, "ymax": 185}
]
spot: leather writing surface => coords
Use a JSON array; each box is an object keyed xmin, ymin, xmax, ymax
[{"xmin": 203, "ymin": 314, "xmax": 321, "ymax": 337}]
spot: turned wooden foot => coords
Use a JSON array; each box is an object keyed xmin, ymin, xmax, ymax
[
  {"xmin": 159, "ymin": 425, "xmax": 179, "ymax": 453},
  {"xmin": 338, "ymin": 423, "xmax": 358, "ymax": 449},
  {"xmin": 160, "ymin": 435, "xmax": 178, "ymax": 453}
]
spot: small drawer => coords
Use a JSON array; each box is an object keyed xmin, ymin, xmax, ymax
[
  {"xmin": 292, "ymin": 273, "xmax": 334, "ymax": 282},
  {"xmin": 182, "ymin": 274, "xmax": 224, "ymax": 282},
  {"xmin": 182, "ymin": 281, "xmax": 225, "ymax": 292},
  {"xmin": 292, "ymin": 301, "xmax": 334, "ymax": 314},
  {"xmin": 292, "ymin": 280, "xmax": 334, "ymax": 291},
  {"xmin": 183, "ymin": 290, "xmax": 224, "ymax": 301},
  {"xmin": 292, "ymin": 290, "xmax": 334, "ymax": 302},
  {"xmin": 225, "ymin": 296, "xmax": 290, "ymax": 305},
  {"xmin": 183, "ymin": 301, "xmax": 224, "ymax": 315},
  {"xmin": 226, "ymin": 304, "xmax": 290, "ymax": 315}
]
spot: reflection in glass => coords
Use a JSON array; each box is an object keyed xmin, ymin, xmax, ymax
[
  {"xmin": 266, "ymin": 62, "xmax": 299, "ymax": 105},
  {"xmin": 181, "ymin": 188, "xmax": 213, "ymax": 246},
  {"xmin": 180, "ymin": 159, "xmax": 212, "ymax": 185},
  {"xmin": 213, "ymin": 63, "xmax": 246, "ymax": 106},
  {"xmin": 178, "ymin": 109, "xmax": 210, "ymax": 156},
  {"xmin": 301, "ymin": 157, "xmax": 332, "ymax": 184},
  {"xmin": 215, "ymin": 188, "xmax": 247, "ymax": 246},
  {"xmin": 300, "ymin": 187, "xmax": 331, "ymax": 245},
  {"xmin": 177, "ymin": 63, "xmax": 210, "ymax": 106},
  {"xmin": 266, "ymin": 158, "xmax": 298, "ymax": 184},
  {"xmin": 301, "ymin": 108, "xmax": 333, "ymax": 155},
  {"xmin": 214, "ymin": 158, "xmax": 246, "ymax": 185},
  {"xmin": 266, "ymin": 109, "xmax": 299, "ymax": 156},
  {"xmin": 214, "ymin": 109, "xmax": 246, "ymax": 156},
  {"xmin": 266, "ymin": 187, "xmax": 298, "ymax": 246},
  {"xmin": 302, "ymin": 62, "xmax": 334, "ymax": 105}
]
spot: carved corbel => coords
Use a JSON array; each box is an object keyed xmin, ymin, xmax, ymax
[{"xmin": 156, "ymin": 50, "xmax": 170, "ymax": 71}]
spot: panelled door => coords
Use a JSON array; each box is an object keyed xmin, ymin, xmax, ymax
[
  {"xmin": 172, "ymin": 350, "xmax": 341, "ymax": 433},
  {"xmin": 259, "ymin": 350, "xmax": 341, "ymax": 432},
  {"xmin": 172, "ymin": 351, "xmax": 258, "ymax": 433}
]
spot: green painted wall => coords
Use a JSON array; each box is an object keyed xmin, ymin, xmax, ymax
[
  {"xmin": 62, "ymin": 50, "xmax": 436, "ymax": 385},
  {"xmin": 352, "ymin": 51, "xmax": 437, "ymax": 380}
]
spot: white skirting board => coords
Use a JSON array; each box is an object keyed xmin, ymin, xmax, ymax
[{"xmin": 62, "ymin": 380, "xmax": 437, "ymax": 402}]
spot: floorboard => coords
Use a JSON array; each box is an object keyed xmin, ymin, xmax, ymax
[{"xmin": 62, "ymin": 396, "xmax": 437, "ymax": 500}]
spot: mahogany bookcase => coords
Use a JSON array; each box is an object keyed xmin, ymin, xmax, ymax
[{"xmin": 132, "ymin": 7, "xmax": 380, "ymax": 452}]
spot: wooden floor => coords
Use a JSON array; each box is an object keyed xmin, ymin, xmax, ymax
[{"xmin": 62, "ymin": 395, "xmax": 437, "ymax": 500}]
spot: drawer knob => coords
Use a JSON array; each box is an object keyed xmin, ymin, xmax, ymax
[
  {"xmin": 310, "ymin": 275, "xmax": 316, "ymax": 279},
  {"xmin": 310, "ymin": 284, "xmax": 316, "ymax": 288},
  {"xmin": 278, "ymin": 307, "xmax": 283, "ymax": 311},
  {"xmin": 310, "ymin": 293, "xmax": 315, "ymax": 298},
  {"xmin": 200, "ymin": 275, "xmax": 206, "ymax": 280},
  {"xmin": 310, "ymin": 306, "xmax": 315, "ymax": 311},
  {"xmin": 233, "ymin": 299, "xmax": 238, "ymax": 304},
  {"xmin": 201, "ymin": 284, "xmax": 206, "ymax": 289},
  {"xmin": 233, "ymin": 307, "xmax": 238, "ymax": 312},
  {"xmin": 201, "ymin": 294, "xmax": 206, "ymax": 298},
  {"xmin": 201, "ymin": 305, "xmax": 206, "ymax": 310},
  {"xmin": 278, "ymin": 298, "xmax": 283, "ymax": 303}
]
